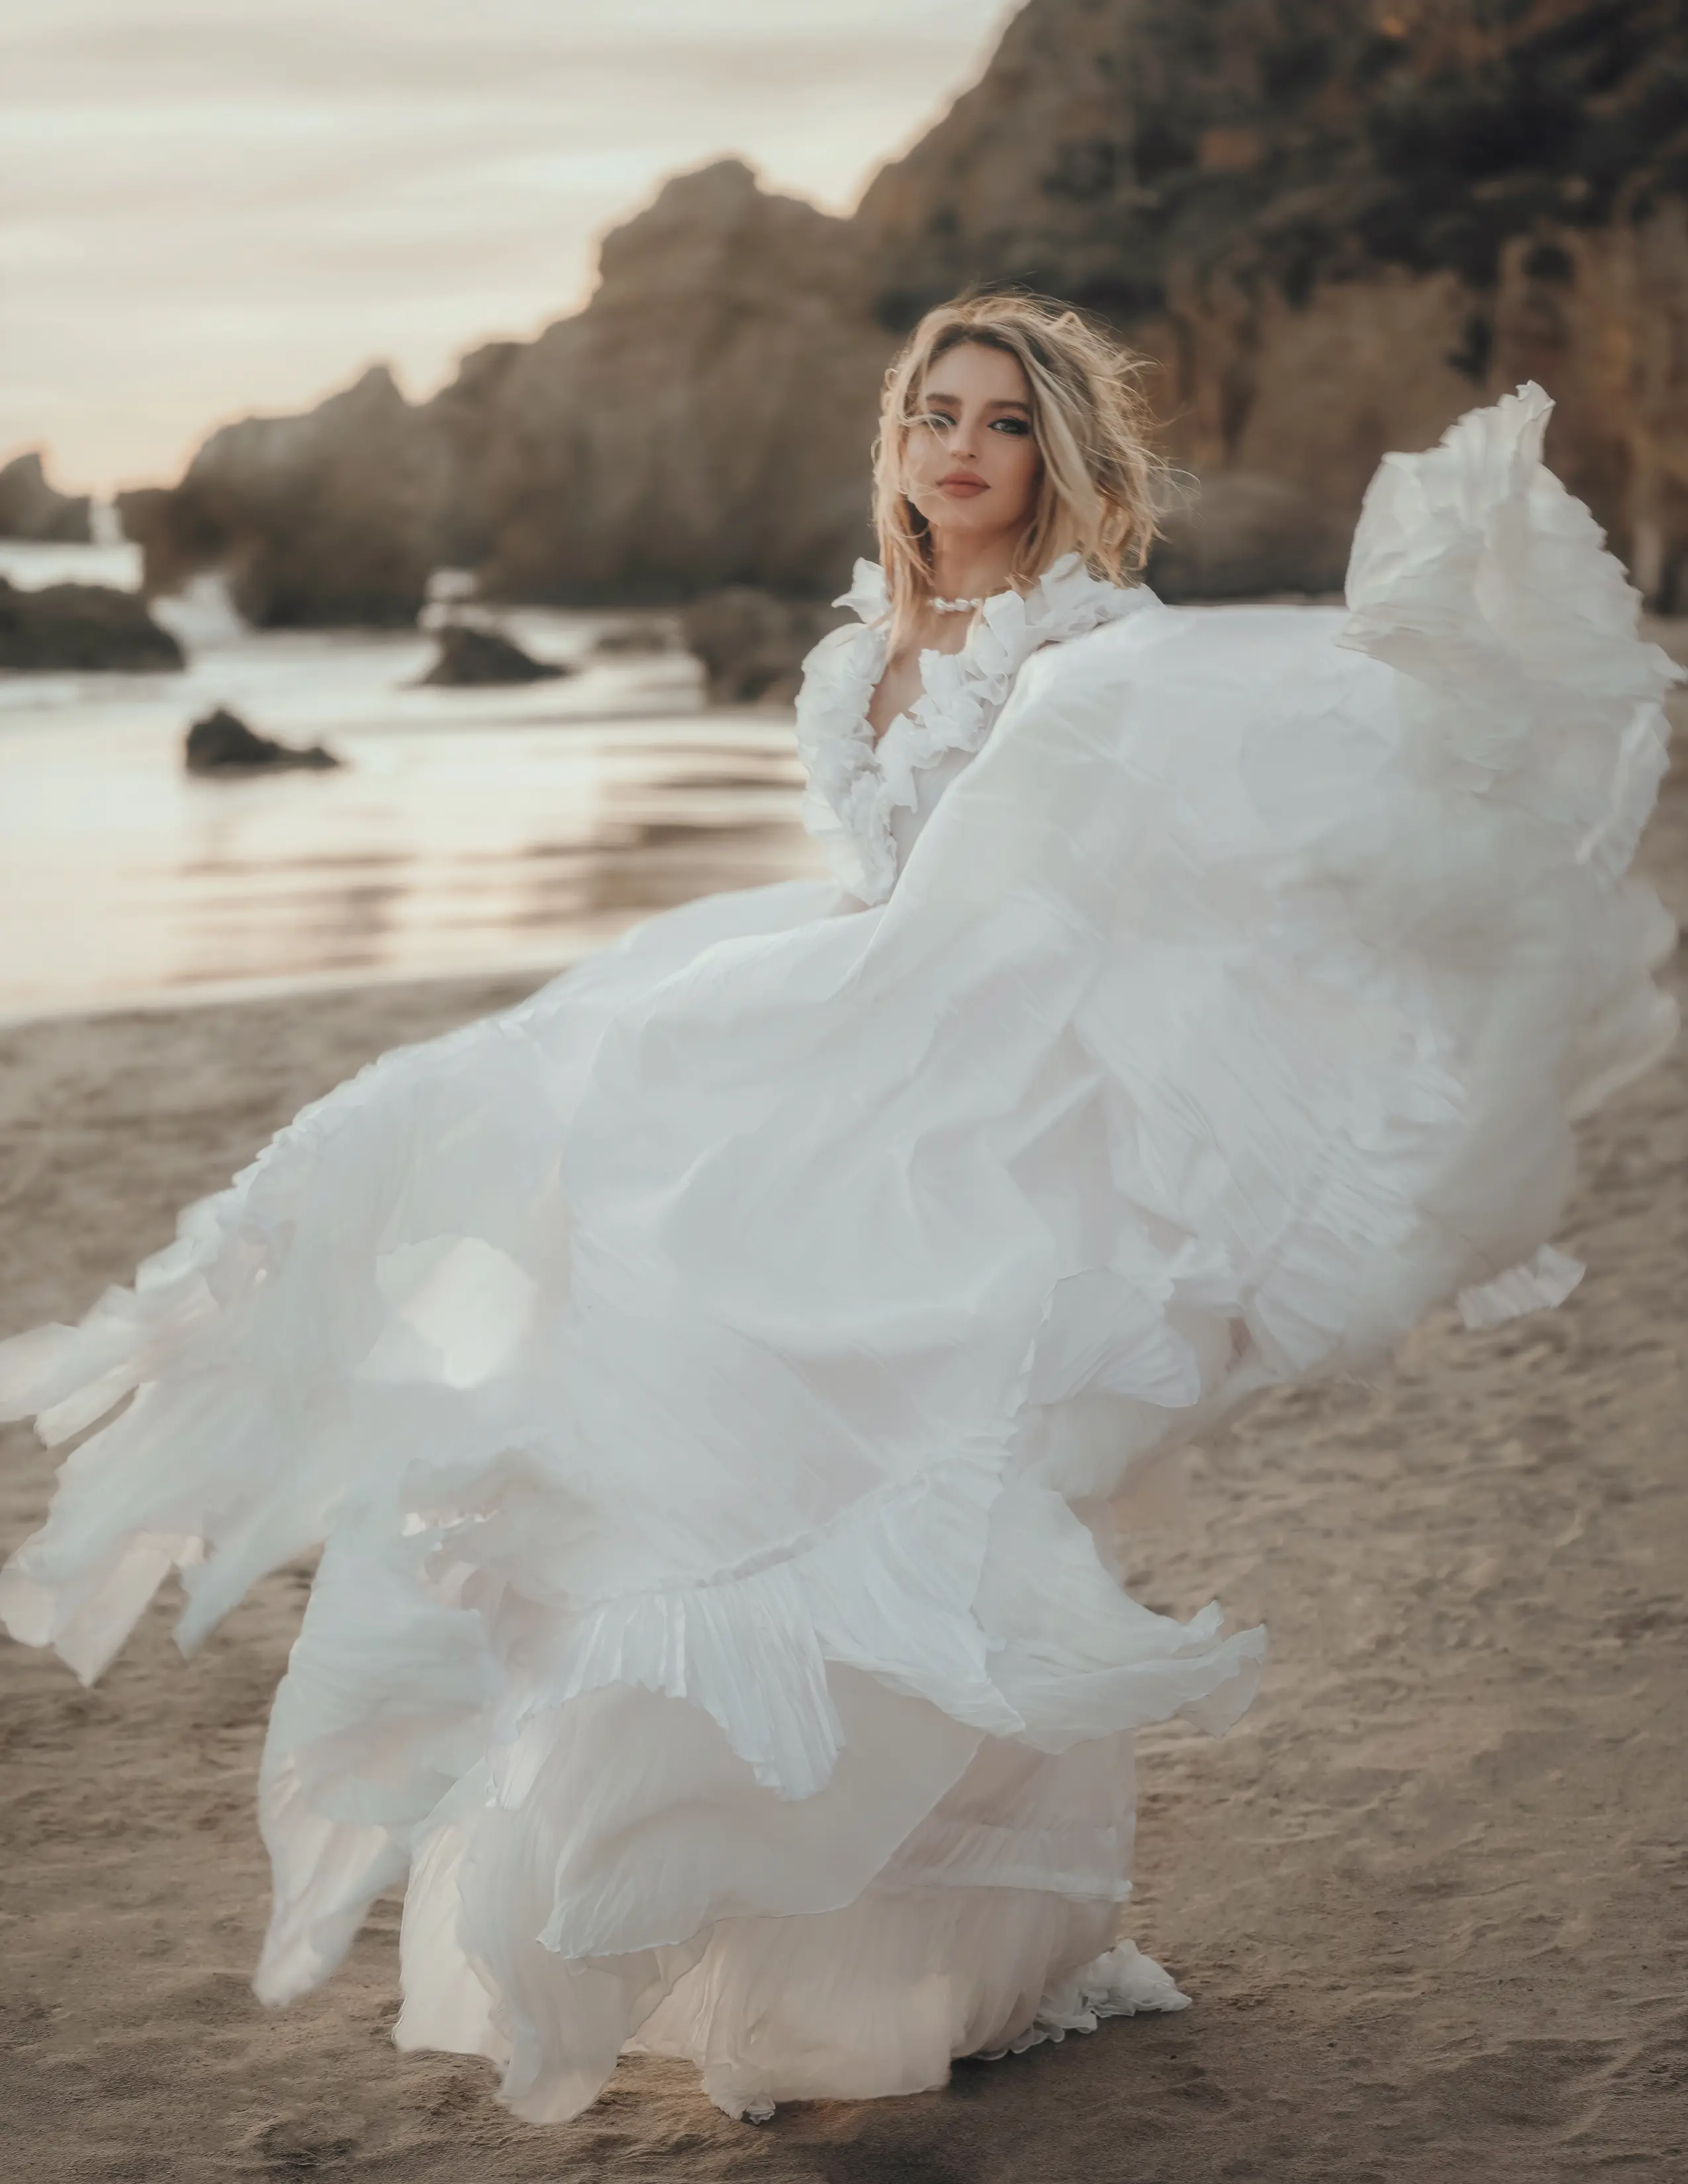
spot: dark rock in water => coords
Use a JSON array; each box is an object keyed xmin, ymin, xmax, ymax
[
  {"xmin": 418, "ymin": 622, "xmax": 569, "ymax": 685},
  {"xmin": 185, "ymin": 707, "xmax": 342, "ymax": 775},
  {"xmin": 0, "ymin": 451, "xmax": 92, "ymax": 543},
  {"xmin": 680, "ymin": 590, "xmax": 847, "ymax": 705},
  {"xmin": 0, "ymin": 577, "xmax": 183, "ymax": 672}
]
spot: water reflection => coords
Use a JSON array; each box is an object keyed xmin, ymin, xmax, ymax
[{"xmin": 0, "ymin": 604, "xmax": 821, "ymax": 1022}]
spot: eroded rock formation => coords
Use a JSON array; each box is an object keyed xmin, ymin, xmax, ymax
[
  {"xmin": 0, "ymin": 578, "xmax": 183, "ymax": 672},
  {"xmin": 122, "ymin": 366, "xmax": 451, "ymax": 627},
  {"xmin": 0, "ymin": 451, "xmax": 92, "ymax": 543},
  {"xmin": 436, "ymin": 161, "xmax": 892, "ymax": 605},
  {"xmin": 124, "ymin": 163, "xmax": 888, "ymax": 621},
  {"xmin": 126, "ymin": 1, "xmax": 1688, "ymax": 616}
]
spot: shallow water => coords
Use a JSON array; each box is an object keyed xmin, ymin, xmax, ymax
[{"xmin": 0, "ymin": 547, "xmax": 818, "ymax": 1023}]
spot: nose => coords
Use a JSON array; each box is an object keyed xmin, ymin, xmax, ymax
[{"xmin": 945, "ymin": 412, "xmax": 980, "ymax": 461}]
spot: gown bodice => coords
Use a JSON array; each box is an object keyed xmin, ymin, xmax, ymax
[{"xmin": 793, "ymin": 554, "xmax": 1151, "ymax": 904}]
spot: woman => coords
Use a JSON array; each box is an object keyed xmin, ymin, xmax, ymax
[{"xmin": 0, "ymin": 296, "xmax": 1676, "ymax": 2125}]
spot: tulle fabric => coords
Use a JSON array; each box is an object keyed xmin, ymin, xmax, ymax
[{"xmin": 0, "ymin": 386, "xmax": 1676, "ymax": 2121}]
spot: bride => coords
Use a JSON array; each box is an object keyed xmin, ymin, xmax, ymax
[{"xmin": 1, "ymin": 295, "xmax": 1677, "ymax": 2125}]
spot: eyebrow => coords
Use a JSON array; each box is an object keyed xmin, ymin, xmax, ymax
[{"xmin": 921, "ymin": 391, "xmax": 1032, "ymax": 414}]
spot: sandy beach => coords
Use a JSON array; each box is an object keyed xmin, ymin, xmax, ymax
[{"xmin": 2, "ymin": 754, "xmax": 1684, "ymax": 2183}]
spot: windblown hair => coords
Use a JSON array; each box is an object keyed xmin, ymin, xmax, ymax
[{"xmin": 872, "ymin": 292, "xmax": 1167, "ymax": 644}]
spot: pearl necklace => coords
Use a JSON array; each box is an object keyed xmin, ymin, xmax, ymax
[{"xmin": 930, "ymin": 594, "xmax": 986, "ymax": 614}]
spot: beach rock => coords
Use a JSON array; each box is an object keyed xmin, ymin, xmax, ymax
[
  {"xmin": 0, "ymin": 577, "xmax": 183, "ymax": 672},
  {"xmin": 0, "ymin": 451, "xmax": 92, "ymax": 543},
  {"xmin": 1148, "ymin": 473, "xmax": 1350, "ymax": 602},
  {"xmin": 184, "ymin": 707, "xmax": 342, "ymax": 775},
  {"xmin": 418, "ymin": 623, "xmax": 568, "ymax": 686},
  {"xmin": 124, "ymin": 365, "xmax": 449, "ymax": 628},
  {"xmin": 434, "ymin": 159, "xmax": 889, "ymax": 605},
  {"xmin": 680, "ymin": 589, "xmax": 849, "ymax": 705},
  {"xmin": 120, "ymin": 163, "xmax": 885, "ymax": 625}
]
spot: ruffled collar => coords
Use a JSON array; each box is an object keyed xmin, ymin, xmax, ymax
[{"xmin": 793, "ymin": 553, "xmax": 1147, "ymax": 905}]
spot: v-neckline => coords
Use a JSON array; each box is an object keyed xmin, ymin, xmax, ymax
[
  {"xmin": 791, "ymin": 553, "xmax": 1146, "ymax": 907},
  {"xmin": 867, "ymin": 623, "xmax": 976, "ymax": 754}
]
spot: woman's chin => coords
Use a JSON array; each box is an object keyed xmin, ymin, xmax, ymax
[{"xmin": 918, "ymin": 501, "xmax": 1014, "ymax": 540}]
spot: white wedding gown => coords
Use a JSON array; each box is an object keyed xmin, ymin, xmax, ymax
[{"xmin": 0, "ymin": 388, "xmax": 1677, "ymax": 2123}]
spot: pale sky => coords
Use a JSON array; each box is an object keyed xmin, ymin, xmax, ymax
[{"xmin": 1, "ymin": 1, "xmax": 1015, "ymax": 494}]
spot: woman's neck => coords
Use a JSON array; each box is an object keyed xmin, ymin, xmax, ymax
[{"xmin": 925, "ymin": 530, "xmax": 1022, "ymax": 604}]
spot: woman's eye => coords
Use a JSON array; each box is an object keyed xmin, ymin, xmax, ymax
[
  {"xmin": 921, "ymin": 412, "xmax": 957, "ymax": 432},
  {"xmin": 991, "ymin": 418, "xmax": 1031, "ymax": 436}
]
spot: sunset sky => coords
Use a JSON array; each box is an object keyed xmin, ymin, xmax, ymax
[{"xmin": 2, "ymin": 1, "xmax": 1013, "ymax": 494}]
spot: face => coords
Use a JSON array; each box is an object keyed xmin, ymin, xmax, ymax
[{"xmin": 902, "ymin": 341, "xmax": 1042, "ymax": 547}]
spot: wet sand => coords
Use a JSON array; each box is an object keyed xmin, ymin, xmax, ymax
[{"xmin": 1, "ymin": 780, "xmax": 1684, "ymax": 2183}]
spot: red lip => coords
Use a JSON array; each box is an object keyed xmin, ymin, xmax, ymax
[{"xmin": 938, "ymin": 473, "xmax": 987, "ymax": 495}]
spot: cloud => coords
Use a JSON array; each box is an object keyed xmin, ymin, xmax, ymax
[{"xmin": 0, "ymin": 1, "xmax": 1015, "ymax": 488}]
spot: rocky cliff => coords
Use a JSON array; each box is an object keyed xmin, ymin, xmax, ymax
[
  {"xmin": 436, "ymin": 161, "xmax": 892, "ymax": 604},
  {"xmin": 127, "ymin": 0, "xmax": 1688, "ymax": 618},
  {"xmin": 0, "ymin": 451, "xmax": 91, "ymax": 543},
  {"xmin": 119, "ymin": 365, "xmax": 453, "ymax": 627},
  {"xmin": 859, "ymin": 0, "xmax": 1688, "ymax": 601},
  {"xmin": 123, "ymin": 163, "xmax": 888, "ymax": 624}
]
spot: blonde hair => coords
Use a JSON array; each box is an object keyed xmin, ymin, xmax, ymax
[{"xmin": 872, "ymin": 293, "xmax": 1166, "ymax": 645}]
